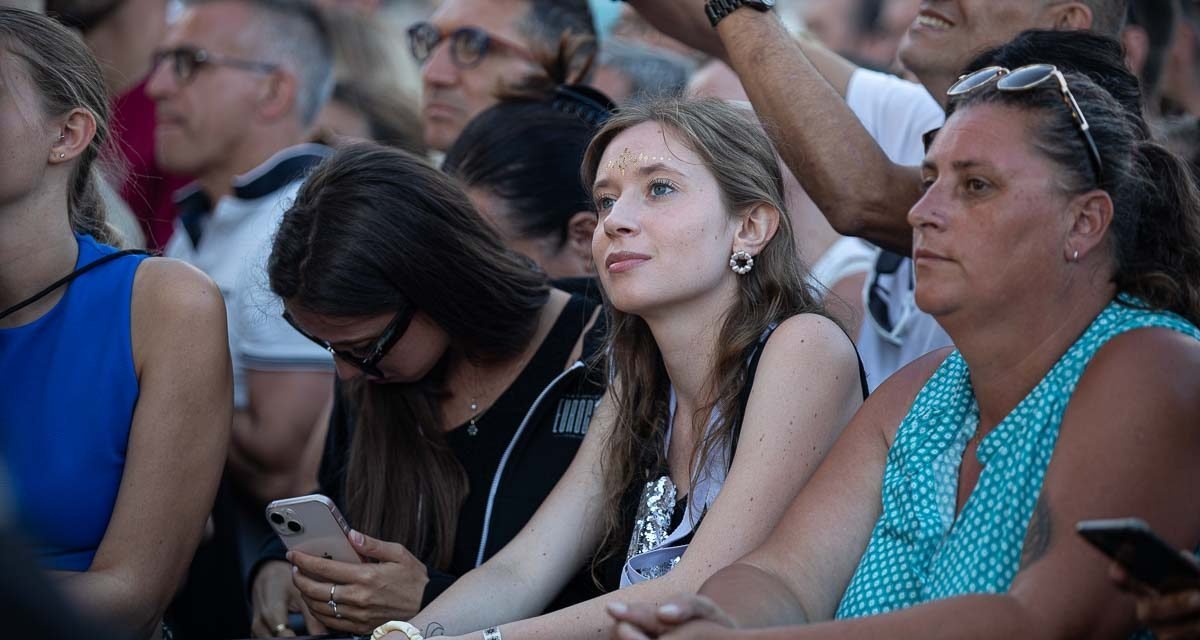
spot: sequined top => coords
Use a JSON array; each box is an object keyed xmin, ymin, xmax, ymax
[{"xmin": 835, "ymin": 297, "xmax": 1200, "ymax": 619}]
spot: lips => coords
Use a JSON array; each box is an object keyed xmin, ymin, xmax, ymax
[
  {"xmin": 605, "ymin": 251, "xmax": 651, "ymax": 273},
  {"xmin": 913, "ymin": 8, "xmax": 954, "ymax": 30},
  {"xmin": 913, "ymin": 247, "xmax": 951, "ymax": 263}
]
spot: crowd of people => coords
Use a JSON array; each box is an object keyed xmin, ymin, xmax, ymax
[{"xmin": 3, "ymin": 0, "xmax": 1200, "ymax": 639}]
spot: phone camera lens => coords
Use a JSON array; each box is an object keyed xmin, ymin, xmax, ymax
[
  {"xmin": 286, "ymin": 520, "xmax": 303, "ymax": 533},
  {"xmin": 269, "ymin": 512, "xmax": 285, "ymax": 525}
]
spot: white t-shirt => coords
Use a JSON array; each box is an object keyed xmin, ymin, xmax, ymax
[
  {"xmin": 165, "ymin": 144, "xmax": 333, "ymax": 408},
  {"xmin": 807, "ymin": 236, "xmax": 875, "ymax": 294},
  {"xmin": 844, "ymin": 68, "xmax": 953, "ymax": 391}
]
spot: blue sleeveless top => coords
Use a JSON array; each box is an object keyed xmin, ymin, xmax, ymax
[
  {"xmin": 0, "ymin": 234, "xmax": 149, "ymax": 571},
  {"xmin": 835, "ymin": 296, "xmax": 1200, "ymax": 619}
]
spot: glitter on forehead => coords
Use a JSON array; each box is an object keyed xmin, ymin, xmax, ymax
[{"xmin": 606, "ymin": 147, "xmax": 668, "ymax": 176}]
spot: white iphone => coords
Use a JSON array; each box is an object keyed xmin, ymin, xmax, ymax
[{"xmin": 265, "ymin": 494, "xmax": 362, "ymax": 564}]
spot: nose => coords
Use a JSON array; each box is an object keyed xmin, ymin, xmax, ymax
[
  {"xmin": 145, "ymin": 56, "xmax": 176, "ymax": 100},
  {"xmin": 421, "ymin": 40, "xmax": 458, "ymax": 88},
  {"xmin": 601, "ymin": 196, "xmax": 641, "ymax": 239},
  {"xmin": 907, "ymin": 182, "xmax": 947, "ymax": 232}
]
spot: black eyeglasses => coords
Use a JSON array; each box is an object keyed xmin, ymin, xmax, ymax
[
  {"xmin": 947, "ymin": 64, "xmax": 1104, "ymax": 183},
  {"xmin": 151, "ymin": 47, "xmax": 280, "ymax": 85},
  {"xmin": 406, "ymin": 21, "xmax": 534, "ymax": 69},
  {"xmin": 282, "ymin": 307, "xmax": 414, "ymax": 378}
]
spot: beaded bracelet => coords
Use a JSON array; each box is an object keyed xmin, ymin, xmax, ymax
[{"xmin": 371, "ymin": 621, "xmax": 424, "ymax": 640}]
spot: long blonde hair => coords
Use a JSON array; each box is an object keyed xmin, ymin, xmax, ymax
[{"xmin": 580, "ymin": 97, "xmax": 833, "ymax": 578}]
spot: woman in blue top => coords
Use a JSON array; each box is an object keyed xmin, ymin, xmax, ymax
[
  {"xmin": 0, "ymin": 9, "xmax": 230, "ymax": 638},
  {"xmin": 610, "ymin": 64, "xmax": 1200, "ymax": 640}
]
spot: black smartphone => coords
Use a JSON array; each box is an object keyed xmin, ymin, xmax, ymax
[{"xmin": 1077, "ymin": 517, "xmax": 1200, "ymax": 593}]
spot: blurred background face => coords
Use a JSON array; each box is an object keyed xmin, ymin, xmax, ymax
[
  {"xmin": 898, "ymin": 0, "xmax": 1046, "ymax": 83},
  {"xmin": 417, "ymin": 0, "xmax": 540, "ymax": 151},
  {"xmin": 146, "ymin": 1, "xmax": 272, "ymax": 177}
]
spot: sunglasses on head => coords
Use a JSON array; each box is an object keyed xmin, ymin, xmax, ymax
[
  {"xmin": 282, "ymin": 306, "xmax": 415, "ymax": 378},
  {"xmin": 406, "ymin": 21, "xmax": 535, "ymax": 69},
  {"xmin": 945, "ymin": 64, "xmax": 1104, "ymax": 183}
]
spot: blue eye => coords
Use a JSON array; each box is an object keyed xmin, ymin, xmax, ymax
[
  {"xmin": 595, "ymin": 195, "xmax": 616, "ymax": 211},
  {"xmin": 649, "ymin": 179, "xmax": 676, "ymax": 197}
]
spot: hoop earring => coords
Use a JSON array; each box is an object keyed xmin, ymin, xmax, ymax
[{"xmin": 729, "ymin": 250, "xmax": 754, "ymax": 275}]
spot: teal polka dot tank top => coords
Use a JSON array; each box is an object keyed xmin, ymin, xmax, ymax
[{"xmin": 835, "ymin": 296, "xmax": 1200, "ymax": 619}]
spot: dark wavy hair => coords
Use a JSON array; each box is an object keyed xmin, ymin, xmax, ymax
[
  {"xmin": 267, "ymin": 143, "xmax": 550, "ymax": 568},
  {"xmin": 948, "ymin": 71, "xmax": 1200, "ymax": 326}
]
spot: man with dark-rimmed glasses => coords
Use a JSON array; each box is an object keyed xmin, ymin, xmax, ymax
[
  {"xmin": 407, "ymin": 0, "xmax": 595, "ymax": 152},
  {"xmin": 150, "ymin": 0, "xmax": 337, "ymax": 515}
]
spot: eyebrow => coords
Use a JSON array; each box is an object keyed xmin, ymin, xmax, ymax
[
  {"xmin": 921, "ymin": 158, "xmax": 993, "ymax": 172},
  {"xmin": 593, "ymin": 162, "xmax": 687, "ymax": 192}
]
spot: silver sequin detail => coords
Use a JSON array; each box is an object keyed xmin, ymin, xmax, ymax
[{"xmin": 625, "ymin": 476, "xmax": 680, "ymax": 579}]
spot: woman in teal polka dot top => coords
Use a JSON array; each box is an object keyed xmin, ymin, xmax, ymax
[{"xmin": 607, "ymin": 68, "xmax": 1200, "ymax": 640}]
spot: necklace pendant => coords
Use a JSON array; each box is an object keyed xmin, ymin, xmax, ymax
[{"xmin": 467, "ymin": 422, "xmax": 479, "ymax": 437}]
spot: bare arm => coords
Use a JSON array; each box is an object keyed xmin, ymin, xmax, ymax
[
  {"xmin": 56, "ymin": 258, "xmax": 232, "ymax": 638},
  {"xmin": 420, "ymin": 314, "xmax": 864, "ymax": 640},
  {"xmin": 627, "ymin": 1, "xmax": 926, "ymax": 253},
  {"xmin": 228, "ymin": 369, "xmax": 334, "ymax": 503},
  {"xmin": 660, "ymin": 329, "xmax": 1200, "ymax": 640}
]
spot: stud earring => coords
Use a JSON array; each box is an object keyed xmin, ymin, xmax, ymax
[
  {"xmin": 58, "ymin": 153, "xmax": 66, "ymax": 159},
  {"xmin": 729, "ymin": 250, "xmax": 754, "ymax": 275}
]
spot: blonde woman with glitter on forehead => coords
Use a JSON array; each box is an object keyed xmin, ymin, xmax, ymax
[{"xmin": 372, "ymin": 97, "xmax": 866, "ymax": 640}]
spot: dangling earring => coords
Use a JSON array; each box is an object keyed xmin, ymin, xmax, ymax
[{"xmin": 729, "ymin": 250, "xmax": 754, "ymax": 275}]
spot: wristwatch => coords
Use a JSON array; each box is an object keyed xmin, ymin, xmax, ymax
[{"xmin": 704, "ymin": 0, "xmax": 775, "ymax": 27}]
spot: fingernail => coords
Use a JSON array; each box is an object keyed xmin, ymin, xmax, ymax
[
  {"xmin": 659, "ymin": 604, "xmax": 681, "ymax": 617},
  {"xmin": 607, "ymin": 602, "xmax": 628, "ymax": 615},
  {"xmin": 285, "ymin": 551, "xmax": 293, "ymax": 562},
  {"xmin": 291, "ymin": 565, "xmax": 297, "ymax": 574},
  {"xmin": 351, "ymin": 529, "xmax": 364, "ymax": 545}
]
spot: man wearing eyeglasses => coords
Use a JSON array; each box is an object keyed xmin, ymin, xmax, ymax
[
  {"xmin": 626, "ymin": 0, "xmax": 1129, "ymax": 391},
  {"xmin": 150, "ymin": 0, "xmax": 336, "ymax": 508},
  {"xmin": 408, "ymin": 0, "xmax": 595, "ymax": 152}
]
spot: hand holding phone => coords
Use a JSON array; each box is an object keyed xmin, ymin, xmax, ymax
[
  {"xmin": 1077, "ymin": 517, "xmax": 1200, "ymax": 593},
  {"xmin": 266, "ymin": 494, "xmax": 362, "ymax": 564}
]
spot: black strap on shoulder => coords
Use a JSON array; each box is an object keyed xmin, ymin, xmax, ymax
[
  {"xmin": 727, "ymin": 324, "xmax": 777, "ymax": 465},
  {"xmin": 0, "ymin": 249, "xmax": 149, "ymax": 323}
]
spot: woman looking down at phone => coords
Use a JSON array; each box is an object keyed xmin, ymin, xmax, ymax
[
  {"xmin": 248, "ymin": 142, "xmax": 606, "ymax": 637},
  {"xmin": 372, "ymin": 97, "xmax": 865, "ymax": 640},
  {"xmin": 0, "ymin": 8, "xmax": 231, "ymax": 638},
  {"xmin": 609, "ymin": 66, "xmax": 1200, "ymax": 640}
]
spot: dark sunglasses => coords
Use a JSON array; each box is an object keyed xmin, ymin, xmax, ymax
[
  {"xmin": 282, "ymin": 307, "xmax": 414, "ymax": 378},
  {"xmin": 151, "ymin": 46, "xmax": 280, "ymax": 85},
  {"xmin": 406, "ymin": 21, "xmax": 534, "ymax": 69},
  {"xmin": 946, "ymin": 64, "xmax": 1104, "ymax": 183}
]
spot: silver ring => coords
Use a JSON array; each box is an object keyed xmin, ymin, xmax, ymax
[
  {"xmin": 329, "ymin": 583, "xmax": 337, "ymax": 603},
  {"xmin": 328, "ymin": 599, "xmax": 340, "ymax": 618}
]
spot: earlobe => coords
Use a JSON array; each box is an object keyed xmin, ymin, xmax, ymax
[{"xmin": 1067, "ymin": 190, "xmax": 1114, "ymax": 261}]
